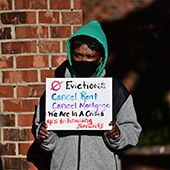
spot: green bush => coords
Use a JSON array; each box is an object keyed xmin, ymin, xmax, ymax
[{"xmin": 137, "ymin": 125, "xmax": 170, "ymax": 146}]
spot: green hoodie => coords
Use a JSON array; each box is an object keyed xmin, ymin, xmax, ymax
[{"xmin": 66, "ymin": 20, "xmax": 108, "ymax": 77}]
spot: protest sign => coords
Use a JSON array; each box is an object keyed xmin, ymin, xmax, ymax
[{"xmin": 45, "ymin": 78, "xmax": 112, "ymax": 130}]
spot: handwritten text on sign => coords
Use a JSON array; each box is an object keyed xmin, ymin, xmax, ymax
[{"xmin": 46, "ymin": 78, "xmax": 112, "ymax": 130}]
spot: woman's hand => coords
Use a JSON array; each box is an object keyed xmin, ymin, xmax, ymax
[
  {"xmin": 38, "ymin": 121, "xmax": 49, "ymax": 139},
  {"xmin": 107, "ymin": 121, "xmax": 120, "ymax": 139}
]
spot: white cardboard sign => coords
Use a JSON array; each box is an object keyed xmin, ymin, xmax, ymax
[{"xmin": 45, "ymin": 78, "xmax": 112, "ymax": 130}]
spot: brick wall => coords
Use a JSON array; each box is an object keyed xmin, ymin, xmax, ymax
[{"xmin": 0, "ymin": 0, "xmax": 82, "ymax": 169}]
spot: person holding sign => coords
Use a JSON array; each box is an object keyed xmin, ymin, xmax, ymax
[{"xmin": 33, "ymin": 20, "xmax": 142, "ymax": 170}]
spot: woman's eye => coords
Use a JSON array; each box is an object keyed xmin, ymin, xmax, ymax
[
  {"xmin": 74, "ymin": 53, "xmax": 81, "ymax": 58},
  {"xmin": 87, "ymin": 55, "xmax": 95, "ymax": 59}
]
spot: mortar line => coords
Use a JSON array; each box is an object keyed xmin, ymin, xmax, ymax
[
  {"xmin": 11, "ymin": 26, "xmax": 15, "ymax": 39},
  {"xmin": 59, "ymin": 11, "xmax": 62, "ymax": 24},
  {"xmin": 71, "ymin": 0, "xmax": 74, "ymax": 10},
  {"xmin": 0, "ymin": 23, "xmax": 82, "ymax": 27},
  {"xmin": 0, "ymin": 125, "xmax": 3, "ymax": 142},
  {"xmin": 37, "ymin": 69, "xmax": 41, "ymax": 83},
  {"xmin": 0, "ymin": 9, "xmax": 82, "ymax": 13},
  {"xmin": 15, "ymin": 141, "xmax": 18, "ymax": 156},
  {"xmin": 15, "ymin": 112, "xmax": 18, "ymax": 126},
  {"xmin": 12, "ymin": 0, "xmax": 15, "ymax": 10},
  {"xmin": 47, "ymin": 0, "xmax": 50, "ymax": 10},
  {"xmin": 49, "ymin": 54, "xmax": 52, "ymax": 68},
  {"xmin": 13, "ymin": 84, "xmax": 17, "ymax": 98},
  {"xmin": 36, "ymin": 11, "xmax": 39, "ymax": 24}
]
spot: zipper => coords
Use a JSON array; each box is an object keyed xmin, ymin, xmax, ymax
[
  {"xmin": 113, "ymin": 152, "xmax": 119, "ymax": 170},
  {"xmin": 77, "ymin": 131, "xmax": 81, "ymax": 170}
]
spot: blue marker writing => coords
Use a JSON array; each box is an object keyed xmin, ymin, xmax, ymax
[
  {"xmin": 80, "ymin": 91, "xmax": 98, "ymax": 103},
  {"xmin": 51, "ymin": 93, "xmax": 77, "ymax": 101}
]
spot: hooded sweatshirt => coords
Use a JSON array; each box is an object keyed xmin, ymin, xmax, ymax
[
  {"xmin": 66, "ymin": 20, "xmax": 108, "ymax": 77},
  {"xmin": 33, "ymin": 21, "xmax": 142, "ymax": 170}
]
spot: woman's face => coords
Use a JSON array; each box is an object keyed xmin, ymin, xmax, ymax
[{"xmin": 72, "ymin": 43, "xmax": 103, "ymax": 63}]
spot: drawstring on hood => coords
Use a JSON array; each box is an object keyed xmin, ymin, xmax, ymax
[{"xmin": 66, "ymin": 20, "xmax": 108, "ymax": 77}]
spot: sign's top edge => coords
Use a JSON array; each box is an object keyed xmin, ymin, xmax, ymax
[{"xmin": 46, "ymin": 77, "xmax": 113, "ymax": 79}]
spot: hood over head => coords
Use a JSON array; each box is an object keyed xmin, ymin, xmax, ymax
[{"xmin": 66, "ymin": 20, "xmax": 108, "ymax": 77}]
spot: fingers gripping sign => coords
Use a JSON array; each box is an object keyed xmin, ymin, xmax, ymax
[
  {"xmin": 107, "ymin": 121, "xmax": 120, "ymax": 139},
  {"xmin": 38, "ymin": 121, "xmax": 50, "ymax": 139}
]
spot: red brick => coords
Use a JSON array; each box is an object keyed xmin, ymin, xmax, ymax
[
  {"xmin": 73, "ymin": 25, "xmax": 82, "ymax": 33},
  {"xmin": 28, "ymin": 84, "xmax": 45, "ymax": 97},
  {"xmin": 3, "ymin": 70, "xmax": 38, "ymax": 83},
  {"xmin": 74, "ymin": 0, "xmax": 82, "ymax": 9},
  {"xmin": 38, "ymin": 40, "xmax": 60, "ymax": 53},
  {"xmin": 4, "ymin": 157, "xmax": 34, "ymax": 170},
  {"xmin": 17, "ymin": 85, "xmax": 45, "ymax": 97},
  {"xmin": 16, "ymin": 26, "xmax": 48, "ymax": 39},
  {"xmin": 0, "ymin": 0, "xmax": 12, "ymax": 10},
  {"xmin": 0, "ymin": 56, "xmax": 13, "ymax": 68},
  {"xmin": 15, "ymin": 0, "xmax": 47, "ymax": 9},
  {"xmin": 0, "ymin": 114, "xmax": 15, "ymax": 126},
  {"xmin": 18, "ymin": 114, "xmax": 34, "ymax": 126},
  {"xmin": 26, "ymin": 12, "xmax": 36, "ymax": 24},
  {"xmin": 19, "ymin": 143, "xmax": 32, "ymax": 155},
  {"xmin": 0, "ymin": 85, "xmax": 13, "ymax": 97},
  {"xmin": 50, "ymin": 0, "xmax": 70, "ymax": 9},
  {"xmin": 62, "ymin": 40, "xmax": 67, "ymax": 52},
  {"xmin": 0, "ymin": 27, "xmax": 12, "ymax": 39},
  {"xmin": 16, "ymin": 55, "xmax": 48, "ymax": 68},
  {"xmin": 50, "ymin": 26, "xmax": 71, "ymax": 38},
  {"xmin": 1, "ymin": 41, "xmax": 37, "ymax": 54},
  {"xmin": 29, "ymin": 162, "xmax": 38, "ymax": 170},
  {"xmin": 17, "ymin": 85, "xmax": 29, "ymax": 97},
  {"xmin": 39, "ymin": 11, "xmax": 59, "ymax": 24},
  {"xmin": 41, "ymin": 69, "xmax": 55, "ymax": 82},
  {"xmin": 1, "ymin": 12, "xmax": 36, "ymax": 24},
  {"xmin": 0, "ymin": 143, "xmax": 16, "ymax": 155},
  {"xmin": 3, "ymin": 99, "xmax": 38, "ymax": 112},
  {"xmin": 51, "ymin": 55, "xmax": 68, "ymax": 67},
  {"xmin": 62, "ymin": 12, "xmax": 83, "ymax": 24},
  {"xmin": 4, "ymin": 128, "xmax": 34, "ymax": 141}
]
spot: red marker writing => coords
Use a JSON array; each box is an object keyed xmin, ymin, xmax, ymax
[{"xmin": 50, "ymin": 81, "xmax": 63, "ymax": 91}]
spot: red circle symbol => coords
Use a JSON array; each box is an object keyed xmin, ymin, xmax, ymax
[{"xmin": 50, "ymin": 81, "xmax": 63, "ymax": 91}]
